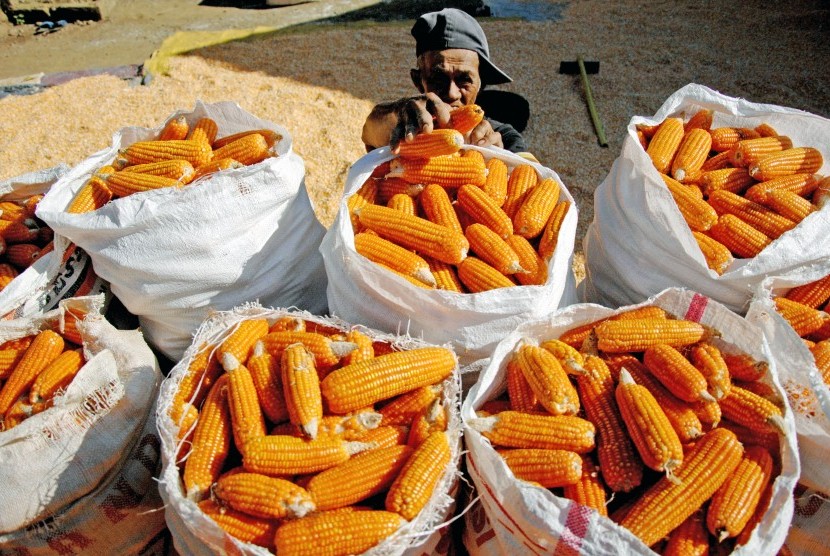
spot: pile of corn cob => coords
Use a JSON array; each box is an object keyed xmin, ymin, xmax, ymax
[
  {"xmin": 0, "ymin": 194, "xmax": 54, "ymax": 291},
  {"xmin": 468, "ymin": 305, "xmax": 785, "ymax": 552},
  {"xmin": 170, "ymin": 314, "xmax": 459, "ymax": 555},
  {"xmin": 348, "ymin": 104, "xmax": 570, "ymax": 292},
  {"xmin": 65, "ymin": 115, "xmax": 282, "ymax": 213},
  {"xmin": 772, "ymin": 273, "xmax": 830, "ymax": 386},
  {"xmin": 638, "ymin": 110, "xmax": 828, "ymax": 275},
  {"xmin": 0, "ymin": 310, "xmax": 88, "ymax": 430}
]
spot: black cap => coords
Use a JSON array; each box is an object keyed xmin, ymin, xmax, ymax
[{"xmin": 411, "ymin": 8, "xmax": 512, "ymax": 86}]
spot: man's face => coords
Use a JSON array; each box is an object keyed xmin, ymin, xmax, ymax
[{"xmin": 413, "ymin": 49, "xmax": 482, "ymax": 108}]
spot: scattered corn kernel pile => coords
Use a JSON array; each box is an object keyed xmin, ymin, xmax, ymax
[
  {"xmin": 773, "ymin": 274, "xmax": 830, "ymax": 386},
  {"xmin": 0, "ymin": 194, "xmax": 54, "ymax": 291},
  {"xmin": 171, "ymin": 314, "xmax": 458, "ymax": 554},
  {"xmin": 638, "ymin": 110, "xmax": 828, "ymax": 275},
  {"xmin": 0, "ymin": 311, "xmax": 88, "ymax": 430},
  {"xmin": 65, "ymin": 115, "xmax": 282, "ymax": 213},
  {"xmin": 348, "ymin": 104, "xmax": 570, "ymax": 293},
  {"xmin": 469, "ymin": 305, "xmax": 784, "ymax": 552}
]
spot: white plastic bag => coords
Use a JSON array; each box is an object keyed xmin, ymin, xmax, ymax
[
  {"xmin": 321, "ymin": 146, "xmax": 578, "ymax": 367},
  {"xmin": 581, "ymin": 83, "xmax": 830, "ymax": 313},
  {"xmin": 156, "ymin": 305, "xmax": 462, "ymax": 556},
  {"xmin": 462, "ymin": 288, "xmax": 800, "ymax": 555},
  {"xmin": 36, "ymin": 101, "xmax": 328, "ymax": 360},
  {"xmin": 0, "ymin": 295, "xmax": 166, "ymax": 554}
]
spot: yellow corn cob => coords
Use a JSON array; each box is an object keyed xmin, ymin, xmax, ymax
[
  {"xmin": 157, "ymin": 115, "xmax": 189, "ymax": 141},
  {"xmin": 683, "ymin": 109, "xmax": 713, "ymax": 131},
  {"xmin": 321, "ymin": 347, "xmax": 455, "ymax": 414},
  {"xmin": 376, "ymin": 177, "xmax": 424, "ymax": 204},
  {"xmin": 397, "ymin": 129, "xmax": 464, "ymax": 159},
  {"xmin": 729, "ymin": 135, "xmax": 794, "ymax": 167},
  {"xmin": 457, "ymin": 256, "xmax": 515, "ymax": 292},
  {"xmin": 514, "ymin": 343, "xmax": 580, "ymax": 415},
  {"xmin": 690, "ymin": 342, "xmax": 731, "ymax": 400},
  {"xmin": 317, "ymin": 410, "xmax": 383, "ymax": 440},
  {"xmin": 223, "ymin": 353, "xmax": 266, "ymax": 454},
  {"xmin": 243, "ymin": 434, "xmax": 366, "ymax": 475},
  {"xmin": 748, "ymin": 147, "xmax": 824, "ymax": 181},
  {"xmin": 0, "ymin": 329, "xmax": 64, "ymax": 416},
  {"xmin": 340, "ymin": 329, "xmax": 374, "ymax": 367},
  {"xmin": 307, "ymin": 444, "xmax": 413, "ymax": 510},
  {"xmin": 121, "ymin": 159, "xmax": 196, "ymax": 183},
  {"xmin": 66, "ymin": 175, "xmax": 113, "ymax": 213},
  {"xmin": 191, "ymin": 157, "xmax": 244, "ymax": 182},
  {"xmin": 2, "ymin": 399, "xmax": 37, "ymax": 430},
  {"xmin": 281, "ymin": 343, "xmax": 323, "ymax": 439},
  {"xmin": 419, "ymin": 183, "xmax": 461, "ymax": 234},
  {"xmin": 786, "ymin": 274, "xmax": 830, "ymax": 309},
  {"xmin": 407, "ymin": 397, "xmax": 448, "ymax": 448},
  {"xmin": 775, "ymin": 297, "xmax": 828, "ymax": 336},
  {"xmin": 468, "ymin": 411, "xmax": 595, "ymax": 453},
  {"xmin": 354, "ymin": 231, "xmax": 436, "ymax": 287},
  {"xmin": 183, "ymin": 374, "xmax": 231, "ymax": 500},
  {"xmin": 719, "ymin": 384, "xmax": 785, "ymax": 434},
  {"xmin": 483, "ymin": 157, "xmax": 508, "ymax": 206},
  {"xmin": 699, "ymin": 167, "xmax": 756, "ymax": 197},
  {"xmin": 214, "ymin": 471, "xmax": 314, "ymax": 519},
  {"xmin": 356, "ymin": 204, "xmax": 469, "ymax": 265},
  {"xmin": 198, "ymin": 499, "xmax": 277, "ymax": 550},
  {"xmin": 347, "ymin": 177, "xmax": 378, "ymax": 232},
  {"xmin": 214, "ymin": 129, "xmax": 282, "ymax": 149},
  {"xmin": 218, "ymin": 318, "xmax": 269, "ymax": 365},
  {"xmin": 465, "ymin": 223, "xmax": 523, "ymax": 274},
  {"xmin": 811, "ymin": 340, "xmax": 830, "ymax": 385},
  {"xmin": 576, "ymin": 356, "xmax": 643, "ymax": 492},
  {"xmin": 456, "ymin": 184, "xmax": 514, "ymax": 238},
  {"xmin": 636, "ymin": 122, "xmax": 661, "ymax": 139},
  {"xmin": 537, "ymin": 200, "xmax": 570, "ymax": 262},
  {"xmin": 512, "ymin": 177, "xmax": 562, "ymax": 239},
  {"xmin": 0, "ymin": 220, "xmax": 39, "ymax": 243},
  {"xmin": 424, "ymin": 256, "xmax": 464, "ymax": 292},
  {"xmin": 616, "ymin": 368, "xmax": 684, "ymax": 478},
  {"xmin": 692, "ymin": 230, "xmax": 733, "ymax": 275},
  {"xmin": 710, "ymin": 127, "xmax": 761, "ymax": 152},
  {"xmin": 448, "ymin": 104, "xmax": 485, "ymax": 135},
  {"xmin": 671, "ymin": 128, "xmax": 712, "ymax": 182},
  {"xmin": 619, "ymin": 427, "xmax": 744, "ymax": 546},
  {"xmin": 28, "ymin": 348, "xmax": 84, "ymax": 403},
  {"xmin": 119, "ymin": 139, "xmax": 212, "ymax": 167},
  {"xmin": 188, "ymin": 117, "xmax": 218, "ymax": 145},
  {"xmin": 663, "ymin": 510, "xmax": 709, "ymax": 556},
  {"xmin": 701, "ymin": 150, "xmax": 733, "ymax": 172},
  {"xmin": 497, "ymin": 448, "xmax": 583, "ymax": 488},
  {"xmin": 174, "ymin": 344, "xmax": 223, "ymax": 414},
  {"xmin": 506, "ymin": 235, "xmax": 548, "ymax": 286},
  {"xmin": 506, "ymin": 358, "xmax": 540, "ymax": 412},
  {"xmin": 378, "ymin": 384, "xmax": 440, "ymax": 426},
  {"xmin": 735, "ymin": 482, "xmax": 775, "ymax": 548},
  {"xmin": 0, "ymin": 201, "xmax": 30, "ymax": 223},
  {"xmin": 745, "ymin": 173, "xmax": 822, "ymax": 203},
  {"xmin": 385, "ymin": 430, "xmax": 450, "ymax": 520},
  {"xmin": 105, "ymin": 172, "xmax": 181, "ymax": 197},
  {"xmin": 245, "ymin": 340, "xmax": 289, "ymax": 424},
  {"xmin": 722, "ymin": 351, "xmax": 768, "ymax": 382},
  {"xmin": 539, "ymin": 339, "xmax": 585, "ymax": 375},
  {"xmin": 709, "ymin": 189, "xmax": 797, "ymax": 240},
  {"xmin": 646, "ymin": 117, "xmax": 685, "ymax": 174},
  {"xmin": 755, "ymin": 123, "xmax": 779, "ymax": 137},
  {"xmin": 813, "ymin": 175, "xmax": 830, "ymax": 208},
  {"xmin": 0, "ymin": 335, "xmax": 34, "ymax": 351},
  {"xmin": 6, "ymin": 243, "xmax": 41, "ymax": 269},
  {"xmin": 761, "ymin": 189, "xmax": 815, "ymax": 223},
  {"xmin": 359, "ymin": 424, "xmax": 410, "ymax": 448},
  {"xmin": 708, "ymin": 214, "xmax": 772, "ymax": 259},
  {"xmin": 274, "ymin": 508, "xmax": 403, "ymax": 556},
  {"xmin": 0, "ymin": 348, "xmax": 26, "ymax": 380},
  {"xmin": 502, "ymin": 164, "xmax": 538, "ymax": 219},
  {"xmin": 706, "ymin": 444, "xmax": 773, "ymax": 542},
  {"xmin": 643, "ymin": 343, "xmax": 716, "ymax": 403},
  {"xmin": 594, "ymin": 317, "xmax": 707, "ymax": 353},
  {"xmin": 562, "ymin": 456, "xmax": 608, "ymax": 516},
  {"xmin": 387, "ymin": 153, "xmax": 486, "ymax": 188},
  {"xmin": 661, "ymin": 174, "xmax": 718, "ymax": 232},
  {"xmin": 212, "ymin": 133, "xmax": 274, "ymax": 167},
  {"xmin": 260, "ymin": 330, "xmax": 356, "ymax": 371},
  {"xmin": 386, "ymin": 192, "xmax": 417, "ymax": 216}
]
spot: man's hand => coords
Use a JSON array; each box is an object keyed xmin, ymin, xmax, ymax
[
  {"xmin": 467, "ymin": 119, "xmax": 504, "ymax": 149},
  {"xmin": 389, "ymin": 93, "xmax": 453, "ymax": 153}
]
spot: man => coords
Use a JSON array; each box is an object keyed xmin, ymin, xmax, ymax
[{"xmin": 361, "ymin": 8, "xmax": 528, "ymax": 155}]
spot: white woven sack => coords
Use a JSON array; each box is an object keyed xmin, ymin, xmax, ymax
[
  {"xmin": 156, "ymin": 304, "xmax": 463, "ymax": 556},
  {"xmin": 0, "ymin": 295, "xmax": 167, "ymax": 554},
  {"xmin": 745, "ymin": 274, "xmax": 830, "ymax": 493},
  {"xmin": 321, "ymin": 146, "xmax": 578, "ymax": 368},
  {"xmin": 36, "ymin": 101, "xmax": 328, "ymax": 361},
  {"xmin": 787, "ymin": 484, "xmax": 830, "ymax": 556},
  {"xmin": 462, "ymin": 288, "xmax": 800, "ymax": 555},
  {"xmin": 581, "ymin": 83, "xmax": 830, "ymax": 313},
  {"xmin": 0, "ymin": 165, "xmax": 107, "ymax": 319}
]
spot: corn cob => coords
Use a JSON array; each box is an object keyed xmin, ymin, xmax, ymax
[
  {"xmin": 497, "ymin": 448, "xmax": 583, "ymax": 488},
  {"xmin": 814, "ymin": 175, "xmax": 830, "ymax": 208},
  {"xmin": 514, "ymin": 343, "xmax": 580, "ymax": 415},
  {"xmin": 636, "ymin": 122, "xmax": 661, "ymax": 139},
  {"xmin": 121, "ymin": 159, "xmax": 195, "ymax": 183},
  {"xmin": 502, "ymin": 164, "xmax": 538, "ymax": 219},
  {"xmin": 787, "ymin": 275, "xmax": 830, "ymax": 309},
  {"xmin": 317, "ymin": 410, "xmax": 383, "ymax": 440},
  {"xmin": 212, "ymin": 133, "xmax": 273, "ymax": 167},
  {"xmin": 188, "ymin": 117, "xmax": 218, "ymax": 145},
  {"xmin": 218, "ymin": 318, "xmax": 269, "ymax": 365},
  {"xmin": 2, "ymin": 399, "xmax": 40, "ymax": 430},
  {"xmin": 684, "ymin": 109, "xmax": 714, "ymax": 132},
  {"xmin": 0, "ymin": 220, "xmax": 39, "ymax": 244},
  {"xmin": 424, "ymin": 256, "xmax": 464, "ymax": 292},
  {"xmin": 719, "ymin": 384, "xmax": 785, "ymax": 434},
  {"xmin": 456, "ymin": 184, "xmax": 514, "ymax": 238},
  {"xmin": 729, "ymin": 135, "xmax": 793, "ymax": 167},
  {"xmin": 28, "ymin": 348, "xmax": 84, "ymax": 403},
  {"xmin": 734, "ymin": 482, "xmax": 774, "ymax": 548},
  {"xmin": 0, "ymin": 335, "xmax": 34, "ymax": 351},
  {"xmin": 577, "ymin": 356, "xmax": 643, "ymax": 492},
  {"xmin": 197, "ymin": 499, "xmax": 277, "ymax": 550},
  {"xmin": 356, "ymin": 204, "xmax": 469, "ymax": 265},
  {"xmin": 512, "ymin": 177, "xmax": 561, "ymax": 238},
  {"xmin": 699, "ymin": 167, "xmax": 756, "ymax": 197},
  {"xmin": 692, "ymin": 231, "xmax": 733, "ymax": 275},
  {"xmin": 385, "ymin": 430, "xmax": 450, "ymax": 520},
  {"xmin": 386, "ymin": 192, "xmax": 416, "ymax": 216},
  {"xmin": 0, "ymin": 329, "xmax": 64, "ymax": 416},
  {"xmin": 244, "ymin": 340, "xmax": 288, "ymax": 424},
  {"xmin": 321, "ymin": 347, "xmax": 455, "ymax": 414},
  {"xmin": 457, "ymin": 256, "xmax": 515, "ymax": 292},
  {"xmin": 359, "ymin": 424, "xmax": 410, "ymax": 449},
  {"xmin": 661, "ymin": 174, "xmax": 717, "ymax": 232},
  {"xmin": 468, "ymin": 411, "xmax": 595, "ymax": 453},
  {"xmin": 6, "ymin": 243, "xmax": 41, "ymax": 269},
  {"xmin": 223, "ymin": 353, "xmax": 267, "ymax": 454},
  {"xmin": 0, "ymin": 201, "xmax": 30, "ymax": 223},
  {"xmin": 539, "ymin": 338, "xmax": 585, "ymax": 376},
  {"xmin": 397, "ymin": 129, "xmax": 464, "ymax": 159},
  {"xmin": 619, "ymin": 427, "xmax": 744, "ymax": 547},
  {"xmin": 448, "ymin": 104, "xmax": 485, "ymax": 134},
  {"xmin": 483, "ymin": 157, "xmax": 509, "ymax": 206},
  {"xmin": 119, "ymin": 139, "xmax": 212, "ymax": 167},
  {"xmin": 340, "ymin": 329, "xmax": 374, "ymax": 367},
  {"xmin": 722, "ymin": 351, "xmax": 768, "ymax": 382},
  {"xmin": 274, "ymin": 508, "xmax": 403, "ymax": 556},
  {"xmin": 269, "ymin": 316, "xmax": 306, "ymax": 334},
  {"xmin": 387, "ymin": 153, "xmax": 486, "ymax": 187},
  {"xmin": 465, "ymin": 223, "xmax": 523, "ymax": 274},
  {"xmin": 709, "ymin": 189, "xmax": 797, "ymax": 240},
  {"xmin": 690, "ymin": 342, "xmax": 731, "ymax": 400},
  {"xmin": 708, "ymin": 214, "xmax": 772, "ymax": 258},
  {"xmin": 748, "ymin": 147, "xmax": 824, "ymax": 181},
  {"xmin": 671, "ymin": 128, "xmax": 712, "ymax": 182},
  {"xmin": 775, "ymin": 297, "xmax": 828, "ymax": 336},
  {"xmin": 506, "ymin": 358, "xmax": 540, "ymax": 412},
  {"xmin": 214, "ymin": 472, "xmax": 314, "ymax": 519},
  {"xmin": 701, "ymin": 150, "xmax": 733, "ymax": 172},
  {"xmin": 105, "ymin": 171, "xmax": 181, "ymax": 197},
  {"xmin": 354, "ymin": 231, "xmax": 436, "ymax": 287},
  {"xmin": 646, "ymin": 117, "xmax": 684, "ymax": 174},
  {"xmin": 643, "ymin": 343, "xmax": 716, "ymax": 403},
  {"xmin": 744, "ymin": 173, "xmax": 822, "ymax": 203},
  {"xmin": 662, "ymin": 510, "xmax": 709, "ymax": 556},
  {"xmin": 506, "ymin": 235, "xmax": 548, "ymax": 286},
  {"xmin": 174, "ymin": 344, "xmax": 223, "ymax": 414},
  {"xmin": 191, "ymin": 158, "xmax": 244, "ymax": 182},
  {"xmin": 158, "ymin": 115, "xmax": 189, "ymax": 141},
  {"xmin": 307, "ymin": 444, "xmax": 413, "ymax": 510},
  {"xmin": 376, "ymin": 177, "xmax": 424, "ymax": 204},
  {"xmin": 67, "ymin": 175, "xmax": 113, "ymax": 213},
  {"xmin": 260, "ymin": 331, "xmax": 356, "ymax": 370},
  {"xmin": 243, "ymin": 434, "xmax": 367, "ymax": 475},
  {"xmin": 281, "ymin": 343, "xmax": 323, "ymax": 439},
  {"xmin": 762, "ymin": 189, "xmax": 816, "ymax": 223},
  {"xmin": 537, "ymin": 200, "xmax": 570, "ymax": 262},
  {"xmin": 0, "ymin": 348, "xmax": 26, "ymax": 380},
  {"xmin": 378, "ymin": 384, "xmax": 440, "ymax": 426},
  {"xmin": 420, "ymin": 183, "xmax": 463, "ymax": 234},
  {"xmin": 561, "ymin": 455, "xmax": 608, "ymax": 516},
  {"xmin": 710, "ymin": 127, "xmax": 761, "ymax": 152},
  {"xmin": 183, "ymin": 374, "xmax": 231, "ymax": 500},
  {"xmin": 407, "ymin": 397, "xmax": 447, "ymax": 447},
  {"xmin": 214, "ymin": 129, "xmax": 282, "ymax": 149},
  {"xmin": 594, "ymin": 317, "xmax": 707, "ymax": 353}
]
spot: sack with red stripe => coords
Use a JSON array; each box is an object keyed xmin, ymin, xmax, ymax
[{"xmin": 462, "ymin": 287, "xmax": 799, "ymax": 555}]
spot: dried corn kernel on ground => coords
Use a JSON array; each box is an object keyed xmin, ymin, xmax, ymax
[{"xmin": 2, "ymin": 1, "xmax": 827, "ymax": 284}]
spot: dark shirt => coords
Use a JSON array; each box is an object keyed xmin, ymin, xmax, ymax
[{"xmin": 487, "ymin": 117, "xmax": 527, "ymax": 154}]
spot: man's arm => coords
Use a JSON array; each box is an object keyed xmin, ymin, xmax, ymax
[{"xmin": 362, "ymin": 94, "xmax": 455, "ymax": 153}]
